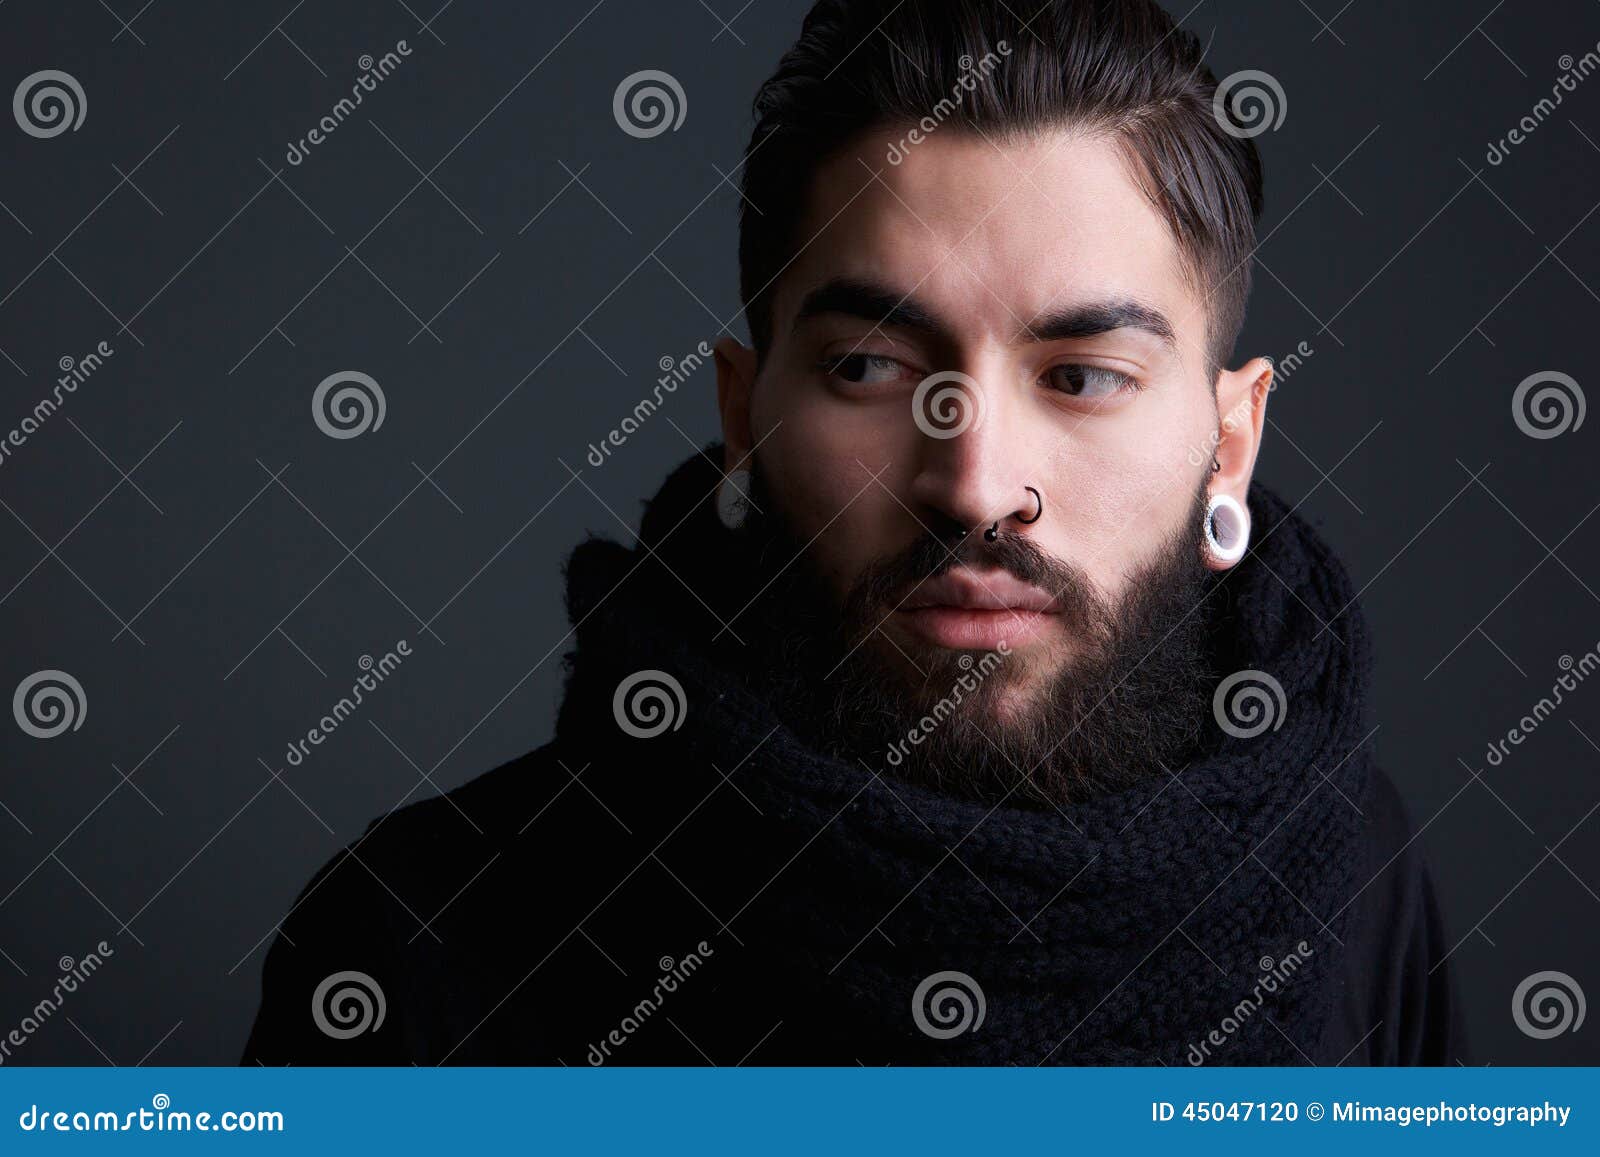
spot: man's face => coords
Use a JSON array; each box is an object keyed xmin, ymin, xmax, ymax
[{"xmin": 733, "ymin": 126, "xmax": 1231, "ymax": 729}]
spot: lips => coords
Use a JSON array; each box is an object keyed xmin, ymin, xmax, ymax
[
  {"xmin": 901, "ymin": 568, "xmax": 1059, "ymax": 613},
  {"xmin": 894, "ymin": 568, "xmax": 1060, "ymax": 650}
]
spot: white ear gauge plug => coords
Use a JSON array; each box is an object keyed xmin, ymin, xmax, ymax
[
  {"xmin": 1205, "ymin": 493, "xmax": 1249, "ymax": 564},
  {"xmin": 717, "ymin": 469, "xmax": 753, "ymax": 530}
]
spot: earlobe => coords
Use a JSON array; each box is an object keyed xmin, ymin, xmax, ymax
[
  {"xmin": 1203, "ymin": 355, "xmax": 1273, "ymax": 570},
  {"xmin": 713, "ymin": 336, "xmax": 758, "ymax": 474}
]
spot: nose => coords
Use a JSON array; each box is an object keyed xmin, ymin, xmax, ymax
[{"xmin": 905, "ymin": 369, "xmax": 1040, "ymax": 542}]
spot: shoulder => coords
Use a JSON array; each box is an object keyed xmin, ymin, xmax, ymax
[
  {"xmin": 1320, "ymin": 766, "xmax": 1468, "ymax": 1065},
  {"xmin": 382, "ymin": 740, "xmax": 570, "ymax": 844},
  {"xmin": 303, "ymin": 741, "xmax": 571, "ymax": 917},
  {"xmin": 242, "ymin": 742, "xmax": 574, "ymax": 1063}
]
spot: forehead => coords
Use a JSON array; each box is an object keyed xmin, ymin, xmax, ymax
[{"xmin": 773, "ymin": 126, "xmax": 1199, "ymax": 351}]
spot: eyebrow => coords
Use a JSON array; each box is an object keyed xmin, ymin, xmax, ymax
[
  {"xmin": 793, "ymin": 278, "xmax": 945, "ymax": 334},
  {"xmin": 1023, "ymin": 299, "xmax": 1179, "ymax": 354},
  {"xmin": 794, "ymin": 276, "xmax": 1179, "ymax": 355}
]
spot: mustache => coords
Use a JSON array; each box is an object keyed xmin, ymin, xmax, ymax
[
  {"xmin": 739, "ymin": 458, "xmax": 1078, "ymax": 603},
  {"xmin": 849, "ymin": 527, "xmax": 1105, "ymax": 629}
]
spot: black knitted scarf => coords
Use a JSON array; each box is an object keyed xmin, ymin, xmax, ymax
[{"xmin": 556, "ymin": 449, "xmax": 1374, "ymax": 1065}]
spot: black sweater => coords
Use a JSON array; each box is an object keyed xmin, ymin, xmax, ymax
[
  {"xmin": 242, "ymin": 739, "xmax": 1463, "ymax": 1064},
  {"xmin": 244, "ymin": 456, "xmax": 1467, "ymax": 1066}
]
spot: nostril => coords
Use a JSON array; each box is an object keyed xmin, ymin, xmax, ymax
[{"xmin": 922, "ymin": 508, "xmax": 973, "ymax": 548}]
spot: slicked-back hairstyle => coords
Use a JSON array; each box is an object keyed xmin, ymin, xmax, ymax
[{"xmin": 736, "ymin": 0, "xmax": 1264, "ymax": 383}]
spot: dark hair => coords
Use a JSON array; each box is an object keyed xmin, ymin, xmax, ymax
[{"xmin": 737, "ymin": 0, "xmax": 1264, "ymax": 381}]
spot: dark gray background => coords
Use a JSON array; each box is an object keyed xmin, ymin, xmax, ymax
[{"xmin": 1, "ymin": 0, "xmax": 1597, "ymax": 1065}]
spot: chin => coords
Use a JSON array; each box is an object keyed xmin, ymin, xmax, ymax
[
  {"xmin": 875, "ymin": 635, "xmax": 1056, "ymax": 710},
  {"xmin": 982, "ymin": 680, "xmax": 1047, "ymax": 725}
]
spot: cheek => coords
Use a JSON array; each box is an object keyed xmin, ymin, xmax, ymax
[
  {"xmin": 1034, "ymin": 401, "xmax": 1208, "ymax": 591},
  {"xmin": 753, "ymin": 384, "xmax": 919, "ymax": 599}
]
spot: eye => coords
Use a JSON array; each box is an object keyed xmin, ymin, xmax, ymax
[
  {"xmin": 1041, "ymin": 363, "xmax": 1139, "ymax": 399},
  {"xmin": 821, "ymin": 353, "xmax": 912, "ymax": 385}
]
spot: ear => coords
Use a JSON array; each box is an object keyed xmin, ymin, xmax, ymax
[
  {"xmin": 713, "ymin": 336, "xmax": 758, "ymax": 474},
  {"xmin": 1206, "ymin": 355, "xmax": 1274, "ymax": 569}
]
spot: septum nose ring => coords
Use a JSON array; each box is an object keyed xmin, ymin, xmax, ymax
[{"xmin": 983, "ymin": 486, "xmax": 1043, "ymax": 542}]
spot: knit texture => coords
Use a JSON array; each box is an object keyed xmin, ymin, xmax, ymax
[{"xmin": 555, "ymin": 449, "xmax": 1374, "ymax": 1064}]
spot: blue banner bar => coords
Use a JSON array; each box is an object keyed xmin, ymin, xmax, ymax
[{"xmin": 2, "ymin": 1068, "xmax": 1595, "ymax": 1153}]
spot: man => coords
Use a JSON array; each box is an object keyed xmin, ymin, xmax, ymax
[{"xmin": 245, "ymin": 0, "xmax": 1465, "ymax": 1065}]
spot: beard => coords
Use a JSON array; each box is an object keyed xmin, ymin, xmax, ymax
[{"xmin": 728, "ymin": 464, "xmax": 1221, "ymax": 808}]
